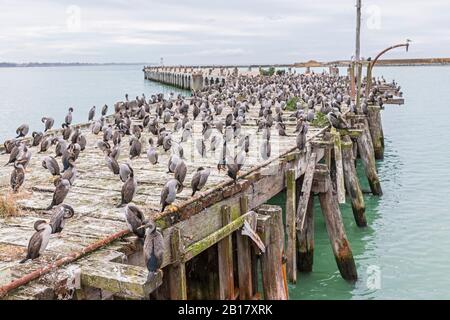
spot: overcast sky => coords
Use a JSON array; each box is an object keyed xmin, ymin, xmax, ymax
[{"xmin": 1, "ymin": 0, "xmax": 448, "ymax": 64}]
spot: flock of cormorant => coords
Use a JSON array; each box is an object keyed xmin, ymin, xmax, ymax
[{"xmin": 3, "ymin": 70, "xmax": 396, "ymax": 279}]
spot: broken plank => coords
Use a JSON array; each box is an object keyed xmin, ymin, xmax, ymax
[{"xmin": 296, "ymin": 152, "xmax": 317, "ymax": 231}]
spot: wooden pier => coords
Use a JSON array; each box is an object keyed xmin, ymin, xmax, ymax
[
  {"xmin": 143, "ymin": 66, "xmax": 259, "ymax": 91},
  {"xmin": 0, "ymin": 68, "xmax": 403, "ymax": 300}
]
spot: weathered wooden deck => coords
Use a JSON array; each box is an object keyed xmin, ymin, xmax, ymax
[
  {"xmin": 0, "ymin": 99, "xmax": 325, "ymax": 299},
  {"xmin": 0, "ymin": 64, "xmax": 405, "ymax": 299}
]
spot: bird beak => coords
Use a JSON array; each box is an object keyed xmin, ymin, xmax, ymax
[{"xmin": 137, "ymin": 221, "xmax": 154, "ymax": 230}]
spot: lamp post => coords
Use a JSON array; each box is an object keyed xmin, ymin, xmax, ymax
[
  {"xmin": 354, "ymin": 0, "xmax": 362, "ymax": 110},
  {"xmin": 365, "ymin": 41, "xmax": 411, "ymax": 96}
]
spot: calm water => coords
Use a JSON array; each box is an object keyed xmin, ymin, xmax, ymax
[
  {"xmin": 0, "ymin": 65, "xmax": 187, "ymax": 142},
  {"xmin": 0, "ymin": 65, "xmax": 449, "ymax": 299}
]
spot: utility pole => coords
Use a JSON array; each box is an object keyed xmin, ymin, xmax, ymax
[
  {"xmin": 355, "ymin": 0, "xmax": 361, "ymax": 62},
  {"xmin": 355, "ymin": 0, "xmax": 362, "ymax": 110}
]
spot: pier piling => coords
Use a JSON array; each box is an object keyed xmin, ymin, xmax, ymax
[
  {"xmin": 331, "ymin": 129, "xmax": 346, "ymax": 204},
  {"xmin": 285, "ymin": 169, "xmax": 297, "ymax": 283},
  {"xmin": 218, "ymin": 206, "xmax": 235, "ymax": 300},
  {"xmin": 356, "ymin": 62, "xmax": 363, "ymax": 111},
  {"xmin": 356, "ymin": 123, "xmax": 383, "ymax": 196},
  {"xmin": 296, "ymin": 151, "xmax": 317, "ymax": 231},
  {"xmin": 350, "ymin": 62, "xmax": 356, "ymax": 99},
  {"xmin": 297, "ymin": 193, "xmax": 315, "ymax": 272},
  {"xmin": 296, "ymin": 151, "xmax": 317, "ymax": 272},
  {"xmin": 236, "ymin": 196, "xmax": 253, "ymax": 300},
  {"xmin": 168, "ymin": 228, "xmax": 187, "ymax": 300},
  {"xmin": 257, "ymin": 205, "xmax": 288, "ymax": 300},
  {"xmin": 314, "ymin": 166, "xmax": 358, "ymax": 281},
  {"xmin": 367, "ymin": 105, "xmax": 385, "ymax": 159},
  {"xmin": 342, "ymin": 135, "xmax": 367, "ymax": 227}
]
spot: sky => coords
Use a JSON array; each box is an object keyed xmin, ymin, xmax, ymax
[{"xmin": 0, "ymin": 0, "xmax": 449, "ymax": 65}]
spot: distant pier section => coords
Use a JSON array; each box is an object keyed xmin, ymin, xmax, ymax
[{"xmin": 143, "ymin": 66, "xmax": 259, "ymax": 91}]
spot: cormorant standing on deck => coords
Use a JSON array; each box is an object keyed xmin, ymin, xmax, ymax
[
  {"xmin": 49, "ymin": 204, "xmax": 75, "ymax": 234},
  {"xmin": 139, "ymin": 220, "xmax": 164, "ymax": 280},
  {"xmin": 10, "ymin": 160, "xmax": 26, "ymax": 193},
  {"xmin": 147, "ymin": 138, "xmax": 158, "ymax": 165},
  {"xmin": 32, "ymin": 132, "xmax": 44, "ymax": 147},
  {"xmin": 42, "ymin": 156, "xmax": 61, "ymax": 176},
  {"xmin": 191, "ymin": 167, "xmax": 210, "ymax": 196},
  {"xmin": 129, "ymin": 136, "xmax": 142, "ymax": 159},
  {"xmin": 65, "ymin": 107, "xmax": 74, "ymax": 126},
  {"xmin": 119, "ymin": 163, "xmax": 132, "ymax": 182},
  {"xmin": 42, "ymin": 117, "xmax": 54, "ymax": 132},
  {"xmin": 16, "ymin": 124, "xmax": 29, "ymax": 138},
  {"xmin": 160, "ymin": 179, "xmax": 179, "ymax": 212},
  {"xmin": 105, "ymin": 149, "xmax": 120, "ymax": 175},
  {"xmin": 62, "ymin": 123, "xmax": 72, "ymax": 140},
  {"xmin": 326, "ymin": 111, "xmax": 348, "ymax": 129},
  {"xmin": 124, "ymin": 204, "xmax": 147, "ymax": 239},
  {"xmin": 20, "ymin": 220, "xmax": 52, "ymax": 263},
  {"xmin": 88, "ymin": 106, "xmax": 96, "ymax": 121},
  {"xmin": 174, "ymin": 159, "xmax": 187, "ymax": 192},
  {"xmin": 101, "ymin": 104, "xmax": 108, "ymax": 116},
  {"xmin": 4, "ymin": 142, "xmax": 23, "ymax": 166},
  {"xmin": 296, "ymin": 120, "xmax": 308, "ymax": 152},
  {"xmin": 46, "ymin": 177, "xmax": 70, "ymax": 210},
  {"xmin": 118, "ymin": 166, "xmax": 137, "ymax": 207}
]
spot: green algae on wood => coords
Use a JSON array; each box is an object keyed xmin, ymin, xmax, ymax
[{"xmin": 80, "ymin": 260, "xmax": 162, "ymax": 298}]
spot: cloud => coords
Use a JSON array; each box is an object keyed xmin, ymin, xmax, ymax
[{"xmin": 0, "ymin": 0, "xmax": 448, "ymax": 64}]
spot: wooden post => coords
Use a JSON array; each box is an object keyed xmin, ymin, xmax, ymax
[
  {"xmin": 341, "ymin": 135, "xmax": 367, "ymax": 227},
  {"xmin": 250, "ymin": 246, "xmax": 259, "ymax": 298},
  {"xmin": 285, "ymin": 169, "xmax": 296, "ymax": 283},
  {"xmin": 365, "ymin": 63, "xmax": 372, "ymax": 97},
  {"xmin": 236, "ymin": 196, "xmax": 253, "ymax": 299},
  {"xmin": 355, "ymin": 0, "xmax": 362, "ymax": 106},
  {"xmin": 367, "ymin": 105, "xmax": 384, "ymax": 160},
  {"xmin": 218, "ymin": 206, "xmax": 235, "ymax": 300},
  {"xmin": 356, "ymin": 123, "xmax": 383, "ymax": 196},
  {"xmin": 362, "ymin": 118, "xmax": 375, "ymax": 161},
  {"xmin": 350, "ymin": 62, "xmax": 356, "ymax": 100},
  {"xmin": 355, "ymin": 0, "xmax": 361, "ymax": 61},
  {"xmin": 331, "ymin": 129, "xmax": 346, "ymax": 204},
  {"xmin": 356, "ymin": 62, "xmax": 362, "ymax": 112},
  {"xmin": 323, "ymin": 132, "xmax": 332, "ymax": 168},
  {"xmin": 314, "ymin": 167, "xmax": 358, "ymax": 281},
  {"xmin": 257, "ymin": 205, "xmax": 288, "ymax": 300},
  {"xmin": 295, "ymin": 175, "xmax": 304, "ymax": 213},
  {"xmin": 297, "ymin": 193, "xmax": 314, "ymax": 272},
  {"xmin": 168, "ymin": 228, "xmax": 187, "ymax": 300},
  {"xmin": 296, "ymin": 152, "xmax": 317, "ymax": 230}
]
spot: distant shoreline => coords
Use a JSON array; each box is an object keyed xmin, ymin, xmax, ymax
[
  {"xmin": 2, "ymin": 58, "xmax": 450, "ymax": 69},
  {"xmin": 296, "ymin": 58, "xmax": 450, "ymax": 68},
  {"xmin": 0, "ymin": 62, "xmax": 155, "ymax": 68}
]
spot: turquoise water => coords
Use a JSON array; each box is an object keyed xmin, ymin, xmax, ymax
[
  {"xmin": 0, "ymin": 65, "xmax": 187, "ymax": 142},
  {"xmin": 269, "ymin": 66, "xmax": 450, "ymax": 299},
  {"xmin": 0, "ymin": 65, "xmax": 449, "ymax": 299}
]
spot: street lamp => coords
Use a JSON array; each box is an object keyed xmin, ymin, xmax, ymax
[{"xmin": 365, "ymin": 40, "xmax": 411, "ymax": 96}]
